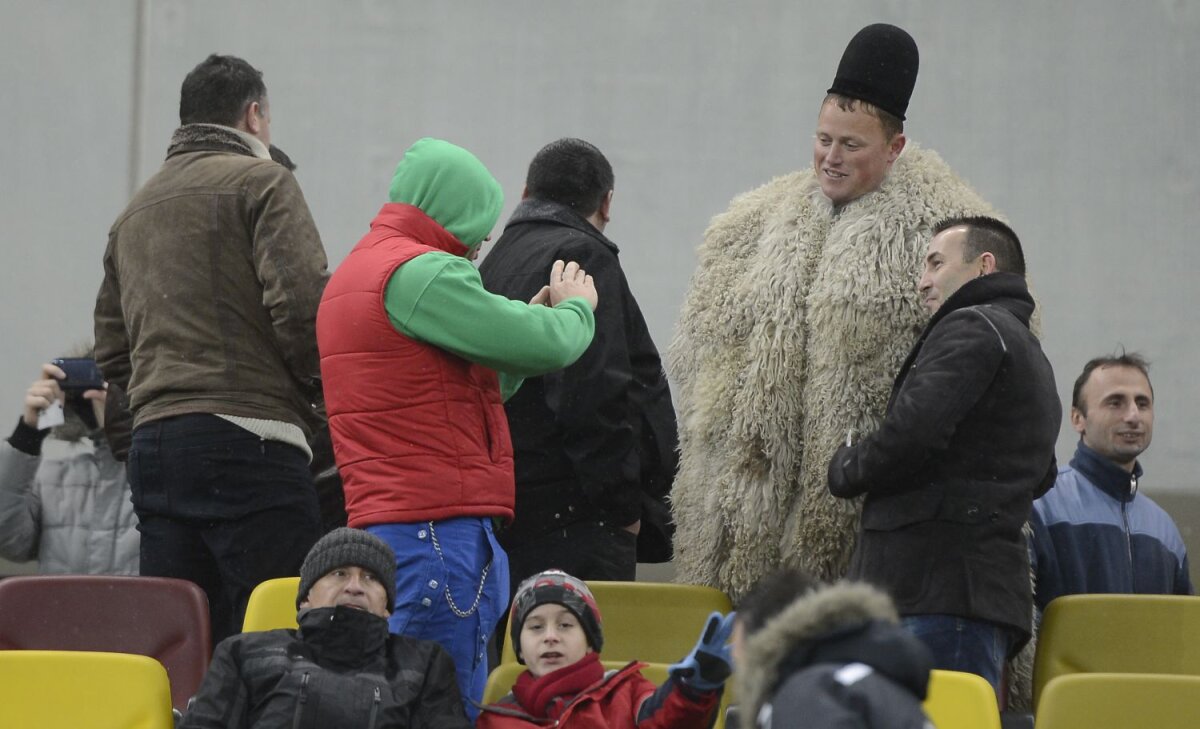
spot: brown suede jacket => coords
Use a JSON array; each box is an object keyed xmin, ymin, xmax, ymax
[{"xmin": 95, "ymin": 124, "xmax": 329, "ymax": 434}]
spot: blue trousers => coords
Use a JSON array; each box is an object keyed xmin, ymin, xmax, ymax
[
  {"xmin": 368, "ymin": 518, "xmax": 509, "ymax": 721},
  {"xmin": 902, "ymin": 614, "xmax": 1016, "ymax": 696},
  {"xmin": 128, "ymin": 414, "xmax": 320, "ymax": 644}
]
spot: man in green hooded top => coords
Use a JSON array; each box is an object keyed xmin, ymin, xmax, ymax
[{"xmin": 317, "ymin": 138, "xmax": 598, "ymax": 714}]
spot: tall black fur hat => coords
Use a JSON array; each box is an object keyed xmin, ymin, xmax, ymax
[{"xmin": 827, "ymin": 23, "xmax": 919, "ymax": 121}]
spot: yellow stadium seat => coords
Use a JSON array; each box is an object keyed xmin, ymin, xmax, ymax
[
  {"xmin": 0, "ymin": 650, "xmax": 173, "ymax": 729},
  {"xmin": 482, "ymin": 660, "xmax": 728, "ymax": 728},
  {"xmin": 922, "ymin": 669, "xmax": 1001, "ymax": 729},
  {"xmin": 242, "ymin": 576, "xmax": 302, "ymax": 632},
  {"xmin": 1032, "ymin": 594, "xmax": 1200, "ymax": 709},
  {"xmin": 1035, "ymin": 673, "xmax": 1200, "ymax": 729},
  {"xmin": 482, "ymin": 662, "xmax": 525, "ymax": 704},
  {"xmin": 500, "ymin": 581, "xmax": 733, "ymax": 665}
]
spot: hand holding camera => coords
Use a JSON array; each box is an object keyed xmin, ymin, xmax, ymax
[{"xmin": 23, "ymin": 359, "xmax": 107, "ymax": 431}]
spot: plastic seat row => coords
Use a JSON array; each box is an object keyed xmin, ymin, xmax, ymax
[{"xmin": 1, "ymin": 576, "xmax": 1198, "ymax": 728}]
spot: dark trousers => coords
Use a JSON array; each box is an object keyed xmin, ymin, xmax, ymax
[
  {"xmin": 503, "ymin": 518, "xmax": 637, "ymax": 597},
  {"xmin": 128, "ymin": 414, "xmax": 321, "ymax": 644},
  {"xmin": 902, "ymin": 614, "xmax": 1017, "ymax": 699}
]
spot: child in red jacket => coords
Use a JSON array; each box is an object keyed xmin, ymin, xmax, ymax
[{"xmin": 476, "ymin": 570, "xmax": 733, "ymax": 728}]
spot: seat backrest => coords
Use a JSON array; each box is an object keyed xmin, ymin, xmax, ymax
[
  {"xmin": 242, "ymin": 576, "xmax": 302, "ymax": 632},
  {"xmin": 1034, "ymin": 673, "xmax": 1200, "ymax": 729},
  {"xmin": 1032, "ymin": 594, "xmax": 1200, "ymax": 708},
  {"xmin": 500, "ymin": 581, "xmax": 733, "ymax": 665},
  {"xmin": 0, "ymin": 650, "xmax": 173, "ymax": 729},
  {"xmin": 482, "ymin": 661, "xmax": 728, "ymax": 728},
  {"xmin": 922, "ymin": 669, "xmax": 1001, "ymax": 729},
  {"xmin": 0, "ymin": 575, "xmax": 210, "ymax": 712}
]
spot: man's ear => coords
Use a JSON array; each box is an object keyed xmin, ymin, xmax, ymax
[
  {"xmin": 887, "ymin": 133, "xmax": 907, "ymax": 163},
  {"xmin": 979, "ymin": 252, "xmax": 997, "ymax": 275},
  {"xmin": 243, "ymin": 101, "xmax": 263, "ymax": 135},
  {"xmin": 1070, "ymin": 406, "xmax": 1087, "ymax": 435},
  {"xmin": 521, "ymin": 184, "xmax": 530, "ymax": 200},
  {"xmin": 597, "ymin": 189, "xmax": 613, "ymax": 223}
]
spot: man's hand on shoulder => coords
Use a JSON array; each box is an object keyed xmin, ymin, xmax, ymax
[{"xmin": 548, "ymin": 259, "xmax": 598, "ymax": 311}]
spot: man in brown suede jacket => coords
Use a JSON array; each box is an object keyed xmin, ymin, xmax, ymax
[{"xmin": 94, "ymin": 53, "xmax": 329, "ymax": 643}]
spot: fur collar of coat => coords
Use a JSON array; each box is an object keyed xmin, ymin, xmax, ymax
[
  {"xmin": 166, "ymin": 123, "xmax": 271, "ymax": 160},
  {"xmin": 737, "ymin": 582, "xmax": 900, "ymax": 725}
]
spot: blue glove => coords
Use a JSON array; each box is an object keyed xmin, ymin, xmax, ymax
[{"xmin": 669, "ymin": 611, "xmax": 736, "ymax": 692}]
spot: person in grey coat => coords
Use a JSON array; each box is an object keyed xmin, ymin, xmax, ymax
[
  {"xmin": 733, "ymin": 569, "xmax": 933, "ymax": 729},
  {"xmin": 0, "ymin": 359, "xmax": 138, "ymax": 574}
]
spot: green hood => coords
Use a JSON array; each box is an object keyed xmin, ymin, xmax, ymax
[{"xmin": 388, "ymin": 137, "xmax": 504, "ymax": 251}]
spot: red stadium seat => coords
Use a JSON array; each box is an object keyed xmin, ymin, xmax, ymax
[{"xmin": 0, "ymin": 575, "xmax": 211, "ymax": 711}]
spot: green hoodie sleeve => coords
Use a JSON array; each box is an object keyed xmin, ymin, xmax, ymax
[{"xmin": 384, "ymin": 252, "xmax": 595, "ymax": 387}]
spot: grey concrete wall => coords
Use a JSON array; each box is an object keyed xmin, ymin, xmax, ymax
[{"xmin": 2, "ymin": 1, "xmax": 1197, "ymax": 574}]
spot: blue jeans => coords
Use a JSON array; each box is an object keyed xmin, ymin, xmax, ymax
[
  {"xmin": 902, "ymin": 614, "xmax": 1015, "ymax": 695},
  {"xmin": 368, "ymin": 518, "xmax": 509, "ymax": 721},
  {"xmin": 128, "ymin": 414, "xmax": 321, "ymax": 644}
]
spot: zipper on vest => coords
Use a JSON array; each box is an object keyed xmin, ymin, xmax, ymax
[
  {"xmin": 367, "ymin": 686, "xmax": 381, "ymax": 729},
  {"xmin": 292, "ymin": 672, "xmax": 310, "ymax": 729}
]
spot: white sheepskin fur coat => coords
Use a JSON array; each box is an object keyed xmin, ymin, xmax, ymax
[{"xmin": 668, "ymin": 145, "xmax": 997, "ymax": 598}]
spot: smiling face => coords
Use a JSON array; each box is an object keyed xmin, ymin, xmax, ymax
[
  {"xmin": 299, "ymin": 565, "xmax": 390, "ymax": 618},
  {"xmin": 1072, "ymin": 365, "xmax": 1155, "ymax": 471},
  {"xmin": 519, "ymin": 603, "xmax": 592, "ymax": 678},
  {"xmin": 812, "ymin": 100, "xmax": 905, "ymax": 206}
]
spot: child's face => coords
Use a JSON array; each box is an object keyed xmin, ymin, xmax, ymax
[{"xmin": 520, "ymin": 603, "xmax": 592, "ymax": 677}]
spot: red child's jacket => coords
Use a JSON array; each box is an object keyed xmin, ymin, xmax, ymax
[{"xmin": 476, "ymin": 659, "xmax": 718, "ymax": 729}]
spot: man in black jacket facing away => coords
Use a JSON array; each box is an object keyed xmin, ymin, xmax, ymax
[
  {"xmin": 479, "ymin": 138, "xmax": 677, "ymax": 593},
  {"xmin": 827, "ymin": 217, "xmax": 1060, "ymax": 696}
]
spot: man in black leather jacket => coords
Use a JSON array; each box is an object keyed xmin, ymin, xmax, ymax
[
  {"xmin": 828, "ymin": 217, "xmax": 1060, "ymax": 695},
  {"xmin": 180, "ymin": 528, "xmax": 470, "ymax": 729}
]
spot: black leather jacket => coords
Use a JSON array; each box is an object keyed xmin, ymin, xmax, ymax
[
  {"xmin": 828, "ymin": 273, "xmax": 1061, "ymax": 641},
  {"xmin": 180, "ymin": 606, "xmax": 470, "ymax": 729}
]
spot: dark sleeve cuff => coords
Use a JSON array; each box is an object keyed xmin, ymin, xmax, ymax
[{"xmin": 8, "ymin": 417, "xmax": 50, "ymax": 456}]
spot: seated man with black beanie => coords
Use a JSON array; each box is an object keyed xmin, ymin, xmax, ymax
[{"xmin": 180, "ymin": 528, "xmax": 470, "ymax": 729}]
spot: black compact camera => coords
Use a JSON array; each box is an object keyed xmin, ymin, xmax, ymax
[
  {"xmin": 51, "ymin": 358, "xmax": 104, "ymax": 430},
  {"xmin": 52, "ymin": 357, "xmax": 104, "ymax": 393}
]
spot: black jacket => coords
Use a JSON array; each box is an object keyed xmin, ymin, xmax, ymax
[
  {"xmin": 737, "ymin": 582, "xmax": 933, "ymax": 729},
  {"xmin": 479, "ymin": 199, "xmax": 677, "ymax": 551},
  {"xmin": 180, "ymin": 606, "xmax": 470, "ymax": 729},
  {"xmin": 828, "ymin": 273, "xmax": 1060, "ymax": 641}
]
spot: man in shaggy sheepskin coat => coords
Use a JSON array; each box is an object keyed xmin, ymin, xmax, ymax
[{"xmin": 668, "ymin": 24, "xmax": 997, "ymax": 599}]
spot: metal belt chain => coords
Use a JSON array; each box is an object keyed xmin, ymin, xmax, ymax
[{"xmin": 427, "ymin": 521, "xmax": 491, "ymax": 618}]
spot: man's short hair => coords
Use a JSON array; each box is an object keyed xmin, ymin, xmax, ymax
[
  {"xmin": 179, "ymin": 54, "xmax": 267, "ymax": 127},
  {"xmin": 823, "ymin": 93, "xmax": 904, "ymax": 139},
  {"xmin": 736, "ymin": 568, "xmax": 820, "ymax": 634},
  {"xmin": 525, "ymin": 138, "xmax": 614, "ymax": 217},
  {"xmin": 933, "ymin": 216, "xmax": 1026, "ymax": 276},
  {"xmin": 1071, "ymin": 351, "xmax": 1153, "ymax": 413}
]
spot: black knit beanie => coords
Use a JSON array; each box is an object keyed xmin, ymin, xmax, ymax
[
  {"xmin": 296, "ymin": 528, "xmax": 397, "ymax": 611},
  {"xmin": 827, "ymin": 23, "xmax": 920, "ymax": 121},
  {"xmin": 509, "ymin": 570, "xmax": 603, "ymax": 663}
]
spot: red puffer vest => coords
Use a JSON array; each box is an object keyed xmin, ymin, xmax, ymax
[{"xmin": 317, "ymin": 203, "xmax": 514, "ymax": 527}]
